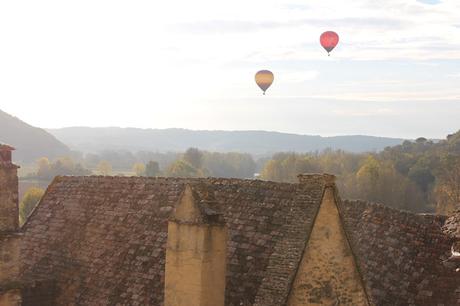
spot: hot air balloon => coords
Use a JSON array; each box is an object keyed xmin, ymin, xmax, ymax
[
  {"xmin": 320, "ymin": 31, "xmax": 339, "ymax": 56},
  {"xmin": 255, "ymin": 70, "xmax": 274, "ymax": 95}
]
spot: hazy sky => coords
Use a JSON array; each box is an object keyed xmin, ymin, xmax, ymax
[{"xmin": 1, "ymin": 0, "xmax": 459, "ymax": 138}]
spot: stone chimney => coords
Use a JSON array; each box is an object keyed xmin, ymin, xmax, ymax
[
  {"xmin": 164, "ymin": 184, "xmax": 227, "ymax": 306},
  {"xmin": 0, "ymin": 144, "xmax": 22, "ymax": 303},
  {"xmin": 0, "ymin": 144, "xmax": 19, "ymax": 232}
]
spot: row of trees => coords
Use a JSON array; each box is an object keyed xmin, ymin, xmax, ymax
[
  {"xmin": 24, "ymin": 131, "xmax": 460, "ymax": 214},
  {"xmin": 31, "ymin": 148, "xmax": 256, "ymax": 179},
  {"xmin": 142, "ymin": 148, "xmax": 256, "ymax": 178},
  {"xmin": 81, "ymin": 150, "xmax": 179, "ymax": 171},
  {"xmin": 35, "ymin": 156, "xmax": 91, "ymax": 179}
]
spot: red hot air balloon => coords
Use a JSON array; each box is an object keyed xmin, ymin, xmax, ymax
[
  {"xmin": 255, "ymin": 70, "xmax": 274, "ymax": 95},
  {"xmin": 320, "ymin": 31, "xmax": 339, "ymax": 56}
]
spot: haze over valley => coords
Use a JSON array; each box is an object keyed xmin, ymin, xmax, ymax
[{"xmin": 47, "ymin": 126, "xmax": 405, "ymax": 156}]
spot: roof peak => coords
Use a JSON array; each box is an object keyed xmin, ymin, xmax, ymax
[{"xmin": 171, "ymin": 184, "xmax": 224, "ymax": 225}]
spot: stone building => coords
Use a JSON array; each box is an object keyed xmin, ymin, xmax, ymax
[{"xmin": 0, "ymin": 144, "xmax": 459, "ymax": 305}]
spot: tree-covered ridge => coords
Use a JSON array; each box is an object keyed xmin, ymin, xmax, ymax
[
  {"xmin": 47, "ymin": 127, "xmax": 405, "ymax": 155},
  {"xmin": 261, "ymin": 131, "xmax": 460, "ymax": 214}
]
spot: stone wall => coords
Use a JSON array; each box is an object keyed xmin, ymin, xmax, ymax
[
  {"xmin": 165, "ymin": 223, "xmax": 227, "ymax": 306},
  {"xmin": 252, "ymin": 176, "xmax": 325, "ymax": 306},
  {"xmin": 0, "ymin": 162, "xmax": 22, "ymax": 305},
  {"xmin": 0, "ymin": 233, "xmax": 21, "ymax": 284},
  {"xmin": 0, "ymin": 165, "xmax": 19, "ymax": 232},
  {"xmin": 287, "ymin": 187, "xmax": 369, "ymax": 306}
]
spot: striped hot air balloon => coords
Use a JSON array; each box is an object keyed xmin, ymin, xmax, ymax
[{"xmin": 255, "ymin": 70, "xmax": 274, "ymax": 95}]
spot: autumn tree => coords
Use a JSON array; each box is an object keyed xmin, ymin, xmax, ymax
[
  {"xmin": 36, "ymin": 157, "xmax": 51, "ymax": 177},
  {"xmin": 97, "ymin": 160, "xmax": 113, "ymax": 175},
  {"xmin": 145, "ymin": 161, "xmax": 161, "ymax": 177},
  {"xmin": 132, "ymin": 163, "xmax": 146, "ymax": 176},
  {"xmin": 355, "ymin": 156, "xmax": 381, "ymax": 200},
  {"xmin": 183, "ymin": 148, "xmax": 203, "ymax": 169},
  {"xmin": 261, "ymin": 153, "xmax": 320, "ymax": 182},
  {"xmin": 58, "ymin": 156, "xmax": 75, "ymax": 170},
  {"xmin": 166, "ymin": 160, "xmax": 202, "ymax": 178},
  {"xmin": 19, "ymin": 187, "xmax": 45, "ymax": 224},
  {"xmin": 355, "ymin": 157, "xmax": 425, "ymax": 211}
]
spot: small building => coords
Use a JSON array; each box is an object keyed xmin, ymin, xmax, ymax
[{"xmin": 0, "ymin": 146, "xmax": 459, "ymax": 305}]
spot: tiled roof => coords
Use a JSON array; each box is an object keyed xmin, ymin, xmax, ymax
[
  {"xmin": 17, "ymin": 176, "xmax": 460, "ymax": 305},
  {"xmin": 19, "ymin": 176, "xmax": 325, "ymax": 306},
  {"xmin": 443, "ymin": 210, "xmax": 460, "ymax": 239},
  {"xmin": 340, "ymin": 200, "xmax": 460, "ymax": 305}
]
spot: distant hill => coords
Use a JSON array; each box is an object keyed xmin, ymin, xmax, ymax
[
  {"xmin": 47, "ymin": 127, "xmax": 405, "ymax": 155},
  {"xmin": 0, "ymin": 110, "xmax": 70, "ymax": 162}
]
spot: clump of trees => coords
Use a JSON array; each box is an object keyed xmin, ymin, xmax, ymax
[
  {"xmin": 164, "ymin": 148, "xmax": 256, "ymax": 178},
  {"xmin": 35, "ymin": 156, "xmax": 91, "ymax": 179},
  {"xmin": 83, "ymin": 150, "xmax": 179, "ymax": 172},
  {"xmin": 71, "ymin": 147, "xmax": 255, "ymax": 179},
  {"xmin": 433, "ymin": 154, "xmax": 460, "ymax": 214},
  {"xmin": 121, "ymin": 148, "xmax": 256, "ymax": 179},
  {"xmin": 166, "ymin": 159, "xmax": 204, "ymax": 178},
  {"xmin": 260, "ymin": 131, "xmax": 460, "ymax": 214}
]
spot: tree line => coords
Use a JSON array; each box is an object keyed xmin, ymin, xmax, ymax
[
  {"xmin": 20, "ymin": 131, "xmax": 460, "ymax": 219},
  {"xmin": 28, "ymin": 148, "xmax": 256, "ymax": 179}
]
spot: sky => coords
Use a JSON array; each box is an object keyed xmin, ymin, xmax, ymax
[{"xmin": 1, "ymin": 0, "xmax": 460, "ymax": 139}]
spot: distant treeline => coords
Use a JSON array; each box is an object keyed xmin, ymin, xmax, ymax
[
  {"xmin": 24, "ymin": 131, "xmax": 460, "ymax": 215},
  {"xmin": 28, "ymin": 148, "xmax": 256, "ymax": 180}
]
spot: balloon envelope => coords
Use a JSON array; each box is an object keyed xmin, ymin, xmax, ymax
[
  {"xmin": 255, "ymin": 70, "xmax": 274, "ymax": 94},
  {"xmin": 320, "ymin": 31, "xmax": 339, "ymax": 54}
]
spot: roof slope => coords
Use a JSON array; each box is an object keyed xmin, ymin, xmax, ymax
[
  {"xmin": 444, "ymin": 209, "xmax": 460, "ymax": 239},
  {"xmin": 340, "ymin": 200, "xmax": 460, "ymax": 305},
  {"xmin": 19, "ymin": 176, "xmax": 325, "ymax": 306}
]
